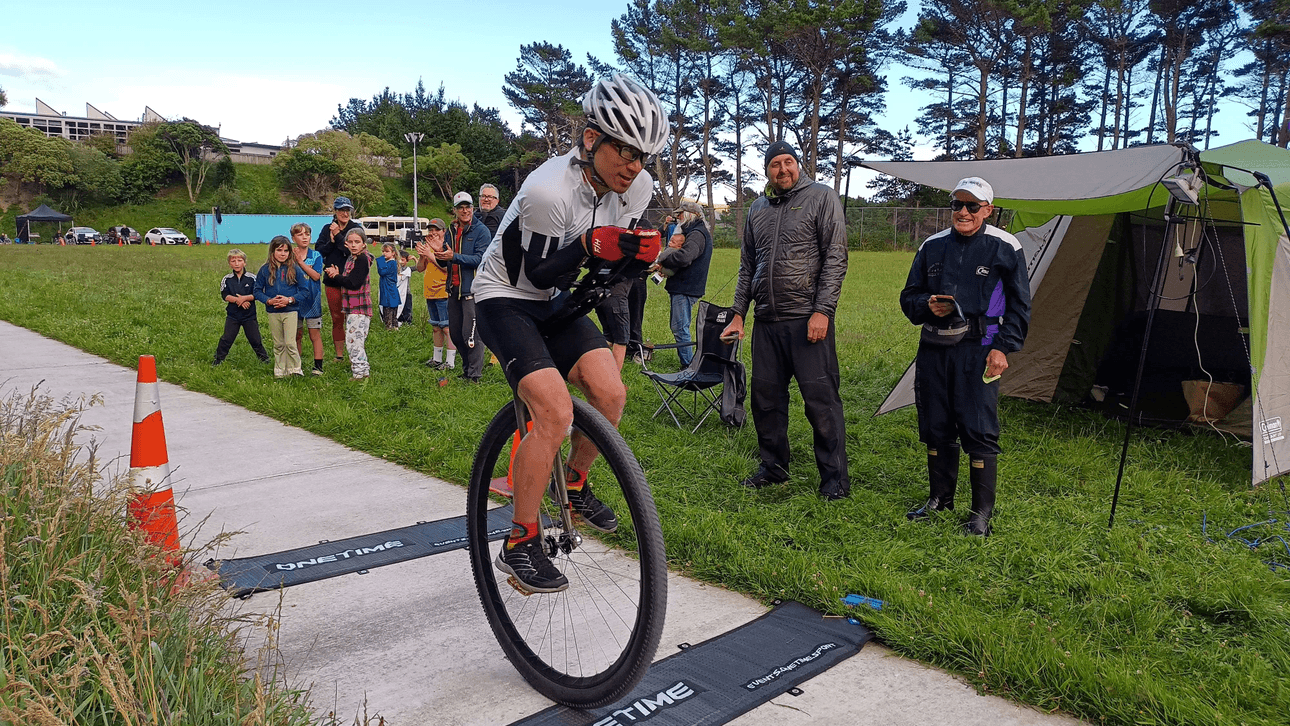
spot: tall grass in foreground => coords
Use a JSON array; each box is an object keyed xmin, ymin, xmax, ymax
[
  {"xmin": 0, "ymin": 388, "xmax": 316, "ymax": 725},
  {"xmin": 2, "ymin": 245, "xmax": 1290, "ymax": 725}
]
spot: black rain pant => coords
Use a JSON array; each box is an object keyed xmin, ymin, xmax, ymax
[
  {"xmin": 914, "ymin": 342, "xmax": 1001, "ymax": 457},
  {"xmin": 749, "ymin": 317, "xmax": 848, "ymax": 486}
]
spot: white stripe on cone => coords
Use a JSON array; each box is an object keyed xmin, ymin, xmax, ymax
[
  {"xmin": 129, "ymin": 463, "xmax": 172, "ymax": 491},
  {"xmin": 133, "ymin": 381, "xmax": 161, "ymax": 424}
]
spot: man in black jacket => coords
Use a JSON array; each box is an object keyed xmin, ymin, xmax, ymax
[
  {"xmin": 721, "ymin": 140, "xmax": 851, "ymax": 500},
  {"xmin": 315, "ymin": 196, "xmax": 364, "ymax": 361},
  {"xmin": 899, "ymin": 177, "xmax": 1030, "ymax": 536}
]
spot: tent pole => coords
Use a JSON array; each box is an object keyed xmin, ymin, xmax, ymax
[
  {"xmin": 1109, "ymin": 195, "xmax": 1183, "ymax": 529},
  {"xmin": 1253, "ymin": 171, "xmax": 1290, "ymax": 241}
]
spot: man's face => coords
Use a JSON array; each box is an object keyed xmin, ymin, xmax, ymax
[
  {"xmin": 767, "ymin": 154, "xmax": 799, "ymax": 193},
  {"xmin": 229, "ymin": 256, "xmax": 246, "ymax": 274},
  {"xmin": 335, "ymin": 208, "xmax": 352, "ymax": 225},
  {"xmin": 587, "ymin": 128, "xmax": 645, "ymax": 195},
  {"xmin": 454, "ymin": 203, "xmax": 473, "ymax": 225},
  {"xmin": 479, "ymin": 189, "xmax": 498, "ymax": 211},
  {"xmin": 292, "ymin": 229, "xmax": 311, "ymax": 248},
  {"xmin": 951, "ymin": 191, "xmax": 993, "ymax": 236}
]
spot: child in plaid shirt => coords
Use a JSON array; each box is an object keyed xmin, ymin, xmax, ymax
[{"xmin": 325, "ymin": 229, "xmax": 374, "ymax": 380}]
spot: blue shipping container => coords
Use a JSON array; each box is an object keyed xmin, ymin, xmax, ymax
[{"xmin": 194, "ymin": 214, "xmax": 335, "ymax": 246}]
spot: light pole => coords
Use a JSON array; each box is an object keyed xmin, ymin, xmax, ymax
[{"xmin": 404, "ymin": 132, "xmax": 425, "ymax": 245}]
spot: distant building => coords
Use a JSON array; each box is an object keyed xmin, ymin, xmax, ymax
[
  {"xmin": 0, "ymin": 98, "xmax": 164, "ymax": 143},
  {"xmin": 0, "ymin": 98, "xmax": 283, "ymax": 163}
]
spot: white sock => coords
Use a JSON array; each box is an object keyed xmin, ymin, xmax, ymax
[
  {"xmin": 446, "ymin": 349, "xmax": 457, "ymax": 366},
  {"xmin": 433, "ymin": 346, "xmax": 444, "ymax": 363}
]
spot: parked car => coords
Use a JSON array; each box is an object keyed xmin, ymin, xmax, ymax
[
  {"xmin": 144, "ymin": 227, "xmax": 190, "ymax": 245},
  {"xmin": 104, "ymin": 225, "xmax": 141, "ymax": 245},
  {"xmin": 66, "ymin": 226, "xmax": 102, "ymax": 245}
]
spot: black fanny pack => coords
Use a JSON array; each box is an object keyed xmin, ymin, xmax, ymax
[{"xmin": 921, "ymin": 314, "xmax": 1001, "ymax": 347}]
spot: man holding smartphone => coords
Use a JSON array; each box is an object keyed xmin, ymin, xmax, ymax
[
  {"xmin": 721, "ymin": 140, "xmax": 851, "ymax": 501},
  {"xmin": 899, "ymin": 177, "xmax": 1031, "ymax": 536}
]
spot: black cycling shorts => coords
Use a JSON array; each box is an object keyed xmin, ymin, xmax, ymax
[
  {"xmin": 594, "ymin": 278, "xmax": 634, "ymax": 345},
  {"xmin": 476, "ymin": 296, "xmax": 609, "ymax": 390}
]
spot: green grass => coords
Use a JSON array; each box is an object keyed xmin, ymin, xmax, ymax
[
  {"xmin": 2, "ymin": 244, "xmax": 1288, "ymax": 725},
  {"xmin": 0, "ymin": 388, "xmax": 315, "ymax": 724}
]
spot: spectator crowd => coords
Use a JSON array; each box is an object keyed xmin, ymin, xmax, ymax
[{"xmin": 212, "ymin": 136, "xmax": 1028, "ymax": 537}]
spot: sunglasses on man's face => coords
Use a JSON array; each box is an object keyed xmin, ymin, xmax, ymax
[{"xmin": 950, "ymin": 200, "xmax": 986, "ymax": 213}]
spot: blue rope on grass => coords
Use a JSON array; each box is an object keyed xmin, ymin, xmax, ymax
[{"xmin": 1202, "ymin": 511, "xmax": 1290, "ymax": 573}]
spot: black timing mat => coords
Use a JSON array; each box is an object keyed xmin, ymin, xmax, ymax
[
  {"xmin": 511, "ymin": 600, "xmax": 872, "ymax": 726},
  {"xmin": 206, "ymin": 505, "xmax": 515, "ymax": 597}
]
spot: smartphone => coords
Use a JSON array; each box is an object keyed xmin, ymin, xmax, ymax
[{"xmin": 930, "ymin": 294, "xmax": 955, "ymax": 302}]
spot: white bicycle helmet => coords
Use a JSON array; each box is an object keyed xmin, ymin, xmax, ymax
[{"xmin": 582, "ymin": 74, "xmax": 670, "ymax": 156}]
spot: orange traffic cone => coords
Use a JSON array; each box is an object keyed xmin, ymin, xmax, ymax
[
  {"xmin": 118, "ymin": 238, "xmax": 124, "ymax": 247},
  {"xmin": 490, "ymin": 421, "xmax": 534, "ymax": 497},
  {"xmin": 186, "ymin": 239, "xmax": 192, "ymax": 247},
  {"xmin": 126, "ymin": 355, "xmax": 181, "ymax": 566},
  {"xmin": 59, "ymin": 238, "xmax": 65, "ymax": 246}
]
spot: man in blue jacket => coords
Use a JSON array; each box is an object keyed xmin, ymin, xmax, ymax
[
  {"xmin": 899, "ymin": 177, "xmax": 1031, "ymax": 536},
  {"xmin": 436, "ymin": 191, "xmax": 493, "ymax": 382}
]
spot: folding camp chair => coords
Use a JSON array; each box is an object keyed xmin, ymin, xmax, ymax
[{"xmin": 640, "ymin": 301, "xmax": 743, "ymax": 432}]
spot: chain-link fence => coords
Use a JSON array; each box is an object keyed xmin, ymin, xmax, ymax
[{"xmin": 652, "ymin": 205, "xmax": 1016, "ymax": 252}]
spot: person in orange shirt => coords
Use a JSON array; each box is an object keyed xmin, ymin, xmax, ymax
[{"xmin": 415, "ymin": 218, "xmax": 456, "ymax": 370}]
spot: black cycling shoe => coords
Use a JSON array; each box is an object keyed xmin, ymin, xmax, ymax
[
  {"xmin": 740, "ymin": 467, "xmax": 787, "ymax": 490},
  {"xmin": 566, "ymin": 486, "xmax": 618, "ymax": 532},
  {"xmin": 495, "ymin": 535, "xmax": 568, "ymax": 593},
  {"xmin": 551, "ymin": 468, "xmax": 618, "ymax": 533}
]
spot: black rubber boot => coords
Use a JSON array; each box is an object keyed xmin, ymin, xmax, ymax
[
  {"xmin": 964, "ymin": 455, "xmax": 997, "ymax": 536},
  {"xmin": 907, "ymin": 446, "xmax": 959, "ymax": 520}
]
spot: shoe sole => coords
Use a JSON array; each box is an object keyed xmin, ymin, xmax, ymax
[{"xmin": 494, "ymin": 554, "xmax": 569, "ymax": 594}]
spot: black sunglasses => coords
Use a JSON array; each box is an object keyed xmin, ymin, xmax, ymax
[{"xmin": 950, "ymin": 199, "xmax": 987, "ymax": 213}]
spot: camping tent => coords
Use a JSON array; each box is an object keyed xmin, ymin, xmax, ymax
[
  {"xmin": 864, "ymin": 140, "xmax": 1290, "ymax": 487},
  {"xmin": 15, "ymin": 204, "xmax": 73, "ymax": 243}
]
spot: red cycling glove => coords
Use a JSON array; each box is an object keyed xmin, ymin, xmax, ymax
[{"xmin": 587, "ymin": 226, "xmax": 662, "ymax": 263}]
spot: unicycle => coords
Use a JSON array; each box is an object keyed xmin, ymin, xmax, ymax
[{"xmin": 465, "ymin": 258, "xmax": 668, "ymax": 708}]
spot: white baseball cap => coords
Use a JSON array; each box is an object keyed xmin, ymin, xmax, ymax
[
  {"xmin": 452, "ymin": 191, "xmax": 473, "ymax": 207},
  {"xmin": 952, "ymin": 177, "xmax": 994, "ymax": 204}
]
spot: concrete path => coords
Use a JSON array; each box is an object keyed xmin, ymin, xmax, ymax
[{"xmin": 3, "ymin": 319, "xmax": 1082, "ymax": 725}]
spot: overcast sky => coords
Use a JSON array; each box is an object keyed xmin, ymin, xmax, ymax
[{"xmin": 2, "ymin": 1, "xmax": 1259, "ymax": 200}]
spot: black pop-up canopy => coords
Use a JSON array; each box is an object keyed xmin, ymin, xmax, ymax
[{"xmin": 15, "ymin": 204, "xmax": 73, "ymax": 241}]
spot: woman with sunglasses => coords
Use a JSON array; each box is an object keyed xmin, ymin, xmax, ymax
[{"xmin": 899, "ymin": 176, "xmax": 1032, "ymax": 537}]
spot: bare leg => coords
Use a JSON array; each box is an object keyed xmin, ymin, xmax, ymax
[
  {"xmin": 609, "ymin": 343, "xmax": 627, "ymax": 371},
  {"xmin": 511, "ymin": 368, "xmax": 575, "ymax": 526},
  {"xmin": 566, "ymin": 347, "xmax": 626, "ymax": 473}
]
